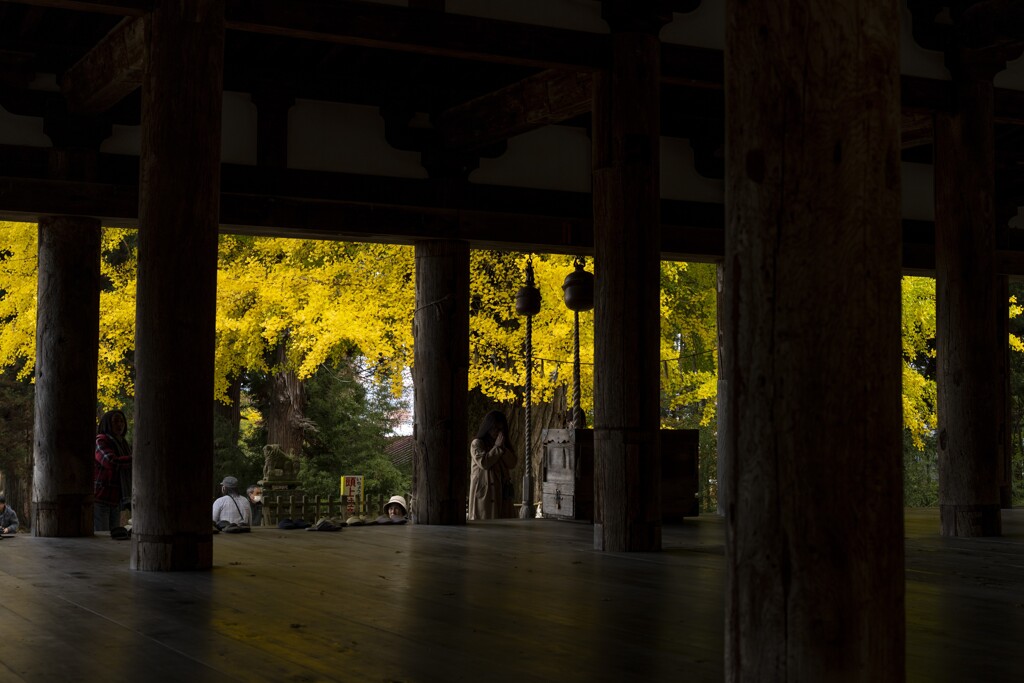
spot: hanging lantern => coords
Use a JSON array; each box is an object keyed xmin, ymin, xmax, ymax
[
  {"xmin": 562, "ymin": 257, "xmax": 594, "ymax": 312},
  {"xmin": 515, "ymin": 262, "xmax": 541, "ymax": 316},
  {"xmin": 563, "ymin": 256, "xmax": 592, "ymax": 429}
]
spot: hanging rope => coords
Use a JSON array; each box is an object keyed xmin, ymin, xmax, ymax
[
  {"xmin": 518, "ymin": 255, "xmax": 539, "ymax": 518},
  {"xmin": 572, "ymin": 309, "xmax": 582, "ymax": 427}
]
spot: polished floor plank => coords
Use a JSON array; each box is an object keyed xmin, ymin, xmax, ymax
[{"xmin": 2, "ymin": 510, "xmax": 1023, "ymax": 682}]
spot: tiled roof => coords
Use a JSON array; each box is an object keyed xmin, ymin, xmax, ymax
[{"xmin": 385, "ymin": 435, "xmax": 414, "ymax": 468}]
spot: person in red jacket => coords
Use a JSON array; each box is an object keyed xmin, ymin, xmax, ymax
[{"xmin": 94, "ymin": 410, "xmax": 132, "ymax": 532}]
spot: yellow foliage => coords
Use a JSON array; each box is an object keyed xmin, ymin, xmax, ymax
[
  {"xmin": 215, "ymin": 237, "xmax": 415, "ymax": 402},
  {"xmin": 1010, "ymin": 296, "xmax": 1024, "ymax": 352},
  {"xmin": 0, "ymin": 221, "xmax": 37, "ymax": 380},
  {"xmin": 0, "ymin": 221, "xmax": 1017, "ymax": 448}
]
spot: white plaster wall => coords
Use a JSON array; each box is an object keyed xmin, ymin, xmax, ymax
[
  {"xmin": 997, "ymin": 55, "xmax": 1024, "ymax": 90},
  {"xmin": 222, "ymin": 92, "xmax": 257, "ymax": 165},
  {"xmin": 102, "ymin": 91, "xmax": 257, "ymax": 162},
  {"xmin": 0, "ymin": 105, "xmax": 49, "ymax": 146},
  {"xmin": 661, "ymin": 137, "xmax": 724, "ymax": 202},
  {"xmin": 899, "ymin": 3, "xmax": 950, "ymax": 80},
  {"xmin": 100, "ymin": 121, "xmax": 139, "ymax": 155},
  {"xmin": 661, "ymin": 2, "xmax": 724, "ymax": 48},
  {"xmin": 472, "ymin": 125, "xmax": 591, "ymax": 192},
  {"xmin": 287, "ymin": 100, "xmax": 426, "ymax": 178},
  {"xmin": 902, "ymin": 162, "xmax": 935, "ymax": 221}
]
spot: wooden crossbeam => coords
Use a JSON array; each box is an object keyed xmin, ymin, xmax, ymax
[
  {"xmin": 902, "ymin": 111, "xmax": 934, "ymax": 149},
  {"xmin": 223, "ymin": 0, "xmax": 609, "ymax": 71},
  {"xmin": 3, "ymin": 163, "xmax": 1017, "ymax": 274},
  {"xmin": 0, "ymin": 0, "xmax": 149, "ymax": 15},
  {"xmin": 5, "ymin": 0, "xmax": 1024, "ymax": 130},
  {"xmin": 437, "ymin": 69, "xmax": 593, "ymax": 151},
  {"xmin": 960, "ymin": 0, "xmax": 1024, "ymax": 48},
  {"xmin": 60, "ymin": 16, "xmax": 143, "ymax": 114}
]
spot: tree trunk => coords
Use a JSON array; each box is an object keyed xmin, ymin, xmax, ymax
[{"xmin": 264, "ymin": 346, "xmax": 306, "ymax": 458}]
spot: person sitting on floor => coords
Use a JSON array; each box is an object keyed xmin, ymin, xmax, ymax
[
  {"xmin": 0, "ymin": 495, "xmax": 19, "ymax": 535},
  {"xmin": 246, "ymin": 484, "xmax": 264, "ymax": 527},
  {"xmin": 375, "ymin": 495, "xmax": 408, "ymax": 524},
  {"xmin": 212, "ymin": 476, "xmax": 252, "ymax": 532}
]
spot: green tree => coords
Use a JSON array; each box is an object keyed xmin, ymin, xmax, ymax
[{"xmin": 297, "ymin": 360, "xmax": 409, "ymax": 501}]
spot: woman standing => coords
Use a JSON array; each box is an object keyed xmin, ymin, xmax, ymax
[
  {"xmin": 94, "ymin": 410, "xmax": 132, "ymax": 531},
  {"xmin": 468, "ymin": 410, "xmax": 517, "ymax": 520}
]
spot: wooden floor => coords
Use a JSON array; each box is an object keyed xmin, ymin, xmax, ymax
[{"xmin": 1, "ymin": 509, "xmax": 1023, "ymax": 682}]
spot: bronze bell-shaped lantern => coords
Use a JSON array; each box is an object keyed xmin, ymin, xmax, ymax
[
  {"xmin": 562, "ymin": 257, "xmax": 594, "ymax": 312},
  {"xmin": 516, "ymin": 261, "xmax": 541, "ymax": 316}
]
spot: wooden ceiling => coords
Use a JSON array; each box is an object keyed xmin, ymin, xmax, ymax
[{"xmin": 1, "ymin": 0, "xmax": 1024, "ymax": 270}]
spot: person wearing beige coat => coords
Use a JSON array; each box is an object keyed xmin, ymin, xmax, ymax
[{"xmin": 468, "ymin": 410, "xmax": 517, "ymax": 520}]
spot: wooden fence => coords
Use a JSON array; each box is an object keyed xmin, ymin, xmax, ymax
[{"xmin": 261, "ymin": 493, "xmax": 395, "ymax": 526}]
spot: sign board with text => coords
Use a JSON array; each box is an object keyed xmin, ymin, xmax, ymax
[{"xmin": 340, "ymin": 475, "xmax": 364, "ymax": 514}]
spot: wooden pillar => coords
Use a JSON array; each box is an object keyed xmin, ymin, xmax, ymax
[
  {"xmin": 132, "ymin": 0, "xmax": 224, "ymax": 570},
  {"xmin": 715, "ymin": 261, "xmax": 729, "ymax": 516},
  {"xmin": 934, "ymin": 60, "xmax": 1002, "ymax": 537},
  {"xmin": 591, "ymin": 1, "xmax": 669, "ymax": 552},
  {"xmin": 724, "ymin": 1, "xmax": 904, "ymax": 679},
  {"xmin": 33, "ymin": 220, "xmax": 100, "ymax": 536},
  {"xmin": 996, "ymin": 275, "xmax": 1012, "ymax": 509},
  {"xmin": 32, "ymin": 117, "xmax": 108, "ymax": 537},
  {"xmin": 412, "ymin": 239, "xmax": 469, "ymax": 525}
]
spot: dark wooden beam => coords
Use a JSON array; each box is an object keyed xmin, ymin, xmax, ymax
[
  {"xmin": 5, "ymin": 1, "xmax": 1024, "ymax": 131},
  {"xmin": 0, "ymin": 0, "xmax": 150, "ymax": 15},
  {"xmin": 902, "ymin": 110, "xmax": 934, "ymax": 149},
  {"xmin": 660, "ymin": 43, "xmax": 723, "ymax": 88},
  {"xmin": 4, "ymin": 165, "xmax": 1015, "ymax": 275},
  {"xmin": 437, "ymin": 69, "xmax": 592, "ymax": 151},
  {"xmin": 60, "ymin": 16, "xmax": 143, "ymax": 114},
  {"xmin": 960, "ymin": 0, "xmax": 1024, "ymax": 49},
  {"xmin": 1, "ymin": 144, "xmax": 1021, "ymax": 272},
  {"xmin": 223, "ymin": 0, "xmax": 609, "ymax": 71}
]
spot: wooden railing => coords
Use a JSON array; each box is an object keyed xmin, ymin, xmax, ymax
[{"xmin": 261, "ymin": 493, "xmax": 393, "ymax": 526}]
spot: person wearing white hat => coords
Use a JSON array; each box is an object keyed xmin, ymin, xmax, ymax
[
  {"xmin": 212, "ymin": 476, "xmax": 252, "ymax": 532},
  {"xmin": 383, "ymin": 495, "xmax": 408, "ymax": 522}
]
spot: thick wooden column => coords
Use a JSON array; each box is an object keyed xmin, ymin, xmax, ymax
[
  {"xmin": 132, "ymin": 0, "xmax": 224, "ymax": 570},
  {"xmin": 996, "ymin": 275, "xmax": 1012, "ymax": 509},
  {"xmin": 935, "ymin": 63, "xmax": 1002, "ymax": 536},
  {"xmin": 32, "ymin": 118, "xmax": 108, "ymax": 537},
  {"xmin": 591, "ymin": 1, "xmax": 669, "ymax": 552},
  {"xmin": 724, "ymin": 1, "xmax": 904, "ymax": 679},
  {"xmin": 33, "ymin": 219, "xmax": 100, "ymax": 536},
  {"xmin": 412, "ymin": 239, "xmax": 469, "ymax": 525},
  {"xmin": 715, "ymin": 261, "xmax": 729, "ymax": 516}
]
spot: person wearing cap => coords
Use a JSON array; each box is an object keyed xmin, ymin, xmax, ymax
[
  {"xmin": 212, "ymin": 476, "xmax": 252, "ymax": 531},
  {"xmin": 375, "ymin": 495, "xmax": 408, "ymax": 524},
  {"xmin": 0, "ymin": 495, "xmax": 19, "ymax": 535},
  {"xmin": 94, "ymin": 409, "xmax": 132, "ymax": 531}
]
